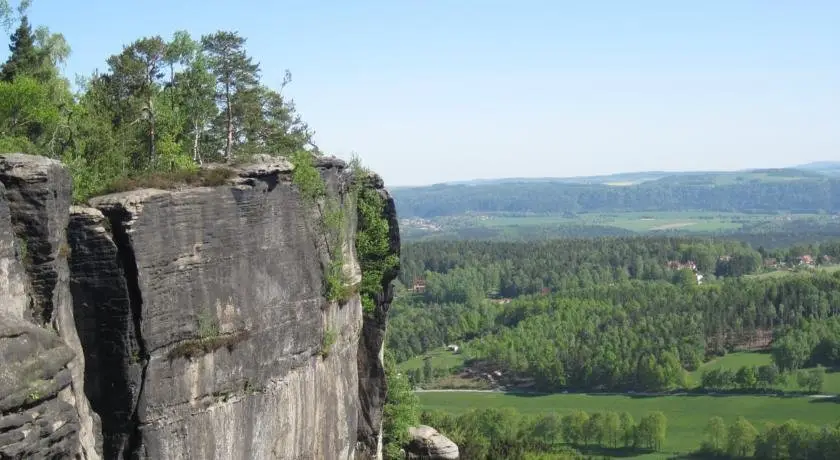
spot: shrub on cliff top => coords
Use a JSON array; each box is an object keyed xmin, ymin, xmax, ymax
[{"xmin": 100, "ymin": 167, "xmax": 236, "ymax": 196}]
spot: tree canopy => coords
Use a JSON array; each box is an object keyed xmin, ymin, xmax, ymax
[{"xmin": 0, "ymin": 12, "xmax": 315, "ymax": 202}]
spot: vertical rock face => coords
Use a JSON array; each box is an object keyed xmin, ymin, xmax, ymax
[
  {"xmin": 0, "ymin": 154, "xmax": 101, "ymax": 460},
  {"xmin": 67, "ymin": 206, "xmax": 137, "ymax": 458},
  {"xmin": 0, "ymin": 182, "xmax": 28, "ymax": 318},
  {"xmin": 1, "ymin": 153, "xmax": 400, "ymax": 460},
  {"xmin": 66, "ymin": 158, "xmax": 386, "ymax": 460},
  {"xmin": 356, "ymin": 178, "xmax": 401, "ymax": 460},
  {"xmin": 0, "ymin": 316, "xmax": 79, "ymax": 459}
]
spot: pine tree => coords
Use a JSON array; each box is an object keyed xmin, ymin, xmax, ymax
[
  {"xmin": 201, "ymin": 31, "xmax": 259, "ymax": 160},
  {"xmin": 1, "ymin": 15, "xmax": 41, "ymax": 82},
  {"xmin": 104, "ymin": 36, "xmax": 167, "ymax": 167}
]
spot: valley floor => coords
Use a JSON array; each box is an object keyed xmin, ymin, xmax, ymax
[{"xmin": 417, "ymin": 391, "xmax": 840, "ymax": 459}]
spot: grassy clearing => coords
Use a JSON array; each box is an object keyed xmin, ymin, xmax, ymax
[
  {"xmin": 687, "ymin": 351, "xmax": 840, "ymax": 394},
  {"xmin": 747, "ymin": 264, "xmax": 840, "ymax": 280},
  {"xmin": 427, "ymin": 374, "xmax": 493, "ymax": 390},
  {"xmin": 398, "ymin": 349, "xmax": 466, "ymax": 373},
  {"xmin": 418, "ymin": 392, "xmax": 840, "ymax": 458},
  {"xmin": 686, "ymin": 352, "xmax": 774, "ymax": 386}
]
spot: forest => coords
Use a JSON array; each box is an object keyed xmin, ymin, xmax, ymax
[
  {"xmin": 390, "ymin": 237, "xmax": 840, "ymax": 391},
  {"xmin": 0, "ymin": 3, "xmax": 314, "ymax": 202}
]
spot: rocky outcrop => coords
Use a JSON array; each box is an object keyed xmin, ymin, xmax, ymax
[
  {"xmin": 69, "ymin": 157, "xmax": 396, "ymax": 459},
  {"xmin": 0, "ymin": 315, "xmax": 77, "ymax": 458},
  {"xmin": 1, "ymin": 153, "xmax": 399, "ymax": 460},
  {"xmin": 405, "ymin": 426, "xmax": 460, "ymax": 460},
  {"xmin": 0, "ymin": 154, "xmax": 101, "ymax": 459}
]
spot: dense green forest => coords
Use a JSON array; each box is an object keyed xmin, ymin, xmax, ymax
[
  {"xmin": 390, "ymin": 238, "xmax": 840, "ymax": 392},
  {"xmin": 392, "ymin": 177, "xmax": 840, "ymax": 218},
  {"xmin": 398, "ymin": 237, "xmax": 767, "ymax": 296},
  {"xmin": 0, "ymin": 3, "xmax": 314, "ymax": 202}
]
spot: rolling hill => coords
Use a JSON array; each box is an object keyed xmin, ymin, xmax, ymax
[{"xmin": 393, "ymin": 168, "xmax": 840, "ymax": 218}]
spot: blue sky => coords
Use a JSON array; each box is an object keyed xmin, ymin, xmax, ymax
[{"xmin": 11, "ymin": 0, "xmax": 840, "ymax": 185}]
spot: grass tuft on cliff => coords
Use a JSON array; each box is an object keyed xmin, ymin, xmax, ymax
[
  {"xmin": 100, "ymin": 167, "xmax": 237, "ymax": 196},
  {"xmin": 167, "ymin": 330, "xmax": 250, "ymax": 361},
  {"xmin": 320, "ymin": 327, "xmax": 337, "ymax": 358}
]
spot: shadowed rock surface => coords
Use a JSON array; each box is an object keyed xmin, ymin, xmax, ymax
[
  {"xmin": 68, "ymin": 206, "xmax": 138, "ymax": 458},
  {"xmin": 0, "ymin": 182, "xmax": 28, "ymax": 319},
  {"xmin": 0, "ymin": 154, "xmax": 101, "ymax": 460},
  {"xmin": 405, "ymin": 425, "xmax": 460, "ymax": 460},
  {"xmin": 0, "ymin": 315, "xmax": 78, "ymax": 459}
]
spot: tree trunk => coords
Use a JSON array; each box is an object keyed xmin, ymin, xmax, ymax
[
  {"xmin": 149, "ymin": 107, "xmax": 156, "ymax": 164},
  {"xmin": 193, "ymin": 120, "xmax": 202, "ymax": 164},
  {"xmin": 149, "ymin": 121, "xmax": 155, "ymax": 164},
  {"xmin": 225, "ymin": 81, "xmax": 232, "ymax": 161}
]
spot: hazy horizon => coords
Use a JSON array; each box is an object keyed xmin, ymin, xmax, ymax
[
  {"xmin": 391, "ymin": 160, "xmax": 840, "ymax": 187},
  {"xmin": 12, "ymin": 1, "xmax": 840, "ymax": 187}
]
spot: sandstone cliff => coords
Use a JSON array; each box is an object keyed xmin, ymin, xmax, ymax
[
  {"xmin": 0, "ymin": 154, "xmax": 101, "ymax": 459},
  {"xmin": 0, "ymin": 153, "xmax": 399, "ymax": 460}
]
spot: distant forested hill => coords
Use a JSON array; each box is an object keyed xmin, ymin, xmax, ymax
[{"xmin": 393, "ymin": 171, "xmax": 840, "ymax": 217}]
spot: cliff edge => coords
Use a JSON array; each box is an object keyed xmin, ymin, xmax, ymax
[{"xmin": 0, "ymin": 153, "xmax": 399, "ymax": 460}]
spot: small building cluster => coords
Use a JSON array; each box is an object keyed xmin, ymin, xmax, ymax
[
  {"xmin": 666, "ymin": 260, "xmax": 704, "ymax": 284},
  {"xmin": 410, "ymin": 277, "xmax": 426, "ymax": 294}
]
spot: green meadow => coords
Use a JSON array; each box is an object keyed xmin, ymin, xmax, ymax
[
  {"xmin": 418, "ymin": 391, "xmax": 840, "ymax": 459},
  {"xmin": 416, "ymin": 351, "xmax": 840, "ymax": 458},
  {"xmin": 687, "ymin": 351, "xmax": 840, "ymax": 394}
]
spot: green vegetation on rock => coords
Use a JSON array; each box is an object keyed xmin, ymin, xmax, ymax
[
  {"xmin": 319, "ymin": 327, "xmax": 337, "ymax": 359},
  {"xmin": 353, "ymin": 168, "xmax": 398, "ymax": 314},
  {"xmin": 289, "ymin": 150, "xmax": 353, "ymax": 303}
]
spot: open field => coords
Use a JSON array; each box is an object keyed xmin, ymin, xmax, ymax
[
  {"xmin": 687, "ymin": 351, "xmax": 840, "ymax": 394},
  {"xmin": 418, "ymin": 391, "xmax": 840, "ymax": 458},
  {"xmin": 747, "ymin": 264, "xmax": 840, "ymax": 280},
  {"xmin": 402, "ymin": 211, "xmax": 837, "ymax": 241},
  {"xmin": 476, "ymin": 211, "xmax": 831, "ymax": 232},
  {"xmin": 397, "ymin": 349, "xmax": 466, "ymax": 373},
  {"xmin": 475, "ymin": 211, "xmax": 763, "ymax": 232},
  {"xmin": 401, "ymin": 348, "xmax": 840, "ymax": 394}
]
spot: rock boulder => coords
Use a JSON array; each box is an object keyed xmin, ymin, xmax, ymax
[{"xmin": 405, "ymin": 425, "xmax": 460, "ymax": 460}]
